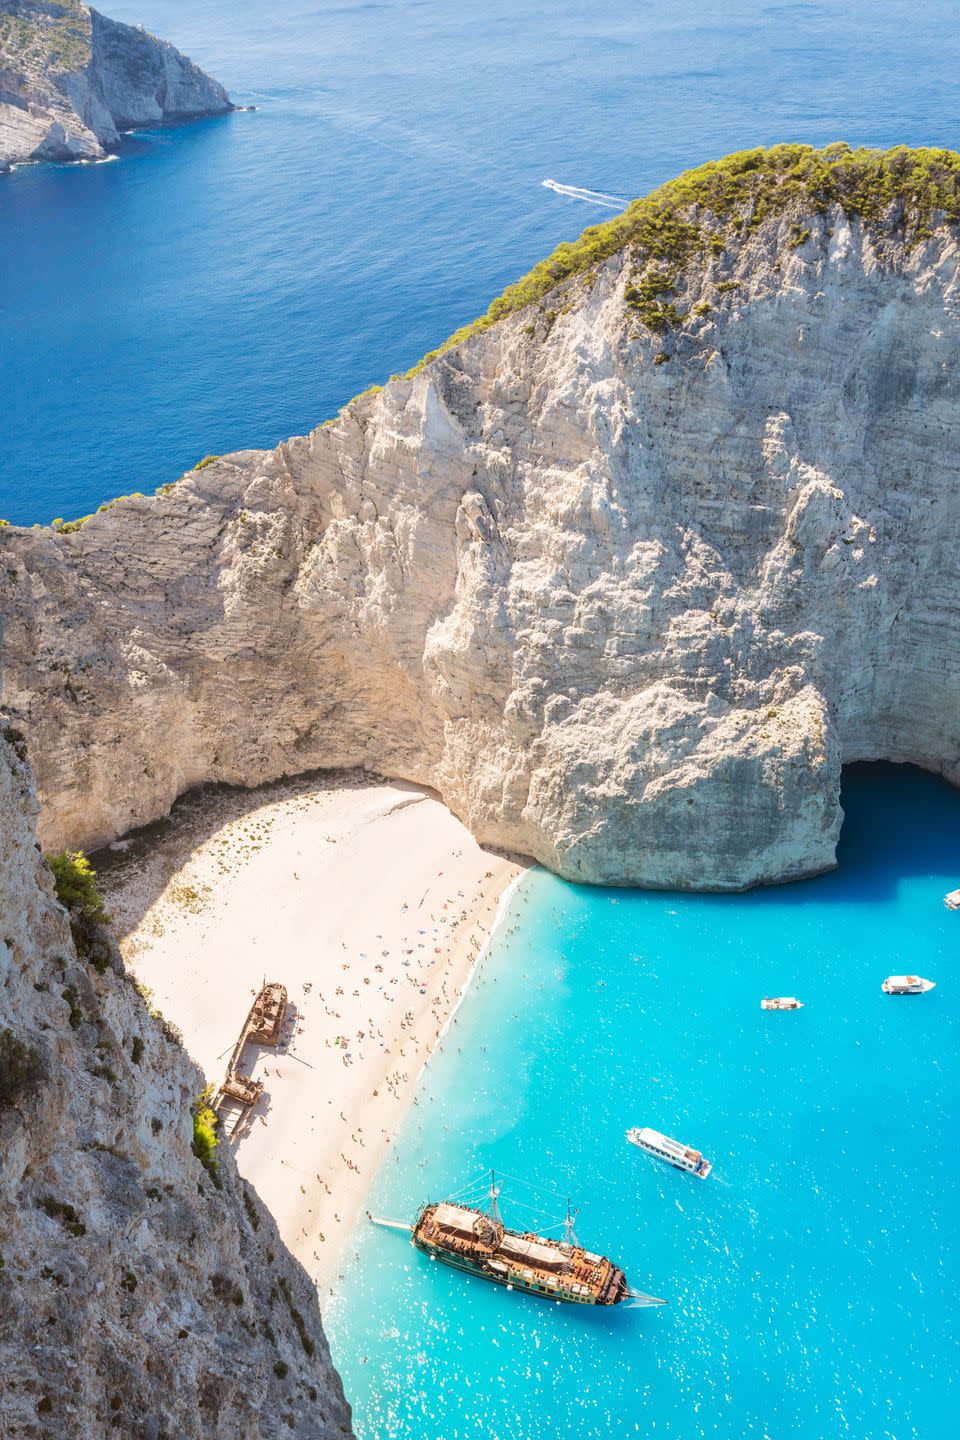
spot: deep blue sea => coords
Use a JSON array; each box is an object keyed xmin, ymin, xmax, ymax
[
  {"xmin": 327, "ymin": 766, "xmax": 959, "ymax": 1439},
  {"xmin": 4, "ymin": 5, "xmax": 959, "ymax": 1435},
  {"xmin": 2, "ymin": 0, "xmax": 960, "ymax": 524}
]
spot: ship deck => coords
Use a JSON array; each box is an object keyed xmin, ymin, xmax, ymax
[{"xmin": 413, "ymin": 1203, "xmax": 623, "ymax": 1304}]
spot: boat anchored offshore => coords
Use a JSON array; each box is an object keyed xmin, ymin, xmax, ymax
[
  {"xmin": 369, "ymin": 1172, "xmax": 665, "ymax": 1308},
  {"xmin": 944, "ymin": 888, "xmax": 960, "ymax": 910},
  {"xmin": 626, "ymin": 1126, "xmax": 712, "ymax": 1178},
  {"xmin": 882, "ymin": 975, "xmax": 936, "ymax": 995},
  {"xmin": 761, "ymin": 996, "xmax": 804, "ymax": 1010}
]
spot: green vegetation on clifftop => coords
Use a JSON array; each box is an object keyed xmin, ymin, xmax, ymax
[
  {"xmin": 0, "ymin": 1, "xmax": 91, "ymax": 75},
  {"xmin": 392, "ymin": 143, "xmax": 960, "ymax": 381}
]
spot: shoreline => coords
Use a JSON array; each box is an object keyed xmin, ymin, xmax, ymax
[
  {"xmin": 324, "ymin": 862, "xmax": 523, "ymax": 1289},
  {"xmin": 96, "ymin": 771, "xmax": 527, "ymax": 1289},
  {"xmin": 433, "ymin": 866, "xmax": 527, "ymax": 1050}
]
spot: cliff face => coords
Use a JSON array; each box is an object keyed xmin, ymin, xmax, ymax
[
  {"xmin": 0, "ymin": 726, "xmax": 353, "ymax": 1438},
  {"xmin": 0, "ymin": 1, "xmax": 231, "ymax": 171},
  {"xmin": 3, "ymin": 148, "xmax": 960, "ymax": 889}
]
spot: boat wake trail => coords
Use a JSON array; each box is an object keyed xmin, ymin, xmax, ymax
[{"xmin": 542, "ymin": 178, "xmax": 626, "ymax": 209}]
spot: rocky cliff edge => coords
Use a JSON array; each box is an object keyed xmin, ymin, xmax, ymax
[{"xmin": 0, "ymin": 724, "xmax": 353, "ymax": 1438}]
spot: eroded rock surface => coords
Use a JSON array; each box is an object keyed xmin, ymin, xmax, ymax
[
  {"xmin": 3, "ymin": 171, "xmax": 960, "ymax": 888},
  {"xmin": 0, "ymin": 726, "xmax": 353, "ymax": 1438},
  {"xmin": 0, "ymin": 1, "xmax": 231, "ymax": 171}
]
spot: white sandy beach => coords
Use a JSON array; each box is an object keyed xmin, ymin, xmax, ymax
[{"xmin": 99, "ymin": 774, "xmax": 525, "ymax": 1290}]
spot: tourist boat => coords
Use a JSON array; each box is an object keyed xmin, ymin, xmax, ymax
[
  {"xmin": 369, "ymin": 1173, "xmax": 665, "ymax": 1308},
  {"xmin": 761, "ymin": 996, "xmax": 804, "ymax": 1010},
  {"xmin": 944, "ymin": 888, "xmax": 960, "ymax": 910},
  {"xmin": 881, "ymin": 975, "xmax": 936, "ymax": 995},
  {"xmin": 626, "ymin": 1126, "xmax": 712, "ymax": 1178}
]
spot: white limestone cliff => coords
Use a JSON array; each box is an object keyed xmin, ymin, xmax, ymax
[
  {"xmin": 0, "ymin": 722, "xmax": 353, "ymax": 1438},
  {"xmin": 2, "ymin": 187, "xmax": 960, "ymax": 889},
  {"xmin": 0, "ymin": 1, "xmax": 231, "ymax": 171}
]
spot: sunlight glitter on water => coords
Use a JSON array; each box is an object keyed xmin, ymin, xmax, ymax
[{"xmin": 326, "ymin": 766, "xmax": 958, "ymax": 1439}]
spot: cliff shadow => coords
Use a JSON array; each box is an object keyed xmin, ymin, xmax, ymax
[
  {"xmin": 742, "ymin": 761, "xmax": 960, "ymax": 908},
  {"xmin": 91, "ymin": 767, "xmax": 429, "ymax": 937}
]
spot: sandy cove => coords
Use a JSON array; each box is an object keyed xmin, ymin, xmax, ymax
[{"xmin": 97, "ymin": 772, "xmax": 526, "ymax": 1290}]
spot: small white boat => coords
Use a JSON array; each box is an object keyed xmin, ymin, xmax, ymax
[
  {"xmin": 881, "ymin": 975, "xmax": 936, "ymax": 995},
  {"xmin": 944, "ymin": 889, "xmax": 960, "ymax": 910},
  {"xmin": 626, "ymin": 1126, "xmax": 711, "ymax": 1178},
  {"xmin": 761, "ymin": 996, "xmax": 803, "ymax": 1010}
]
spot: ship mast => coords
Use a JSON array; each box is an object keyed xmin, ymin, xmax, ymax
[
  {"xmin": 562, "ymin": 1198, "xmax": 579, "ymax": 1249},
  {"xmin": 485, "ymin": 1169, "xmax": 503, "ymax": 1227}
]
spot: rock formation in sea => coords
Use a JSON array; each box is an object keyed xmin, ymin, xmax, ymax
[
  {"xmin": 0, "ymin": 0, "xmax": 232, "ymax": 171},
  {"xmin": 0, "ymin": 723, "xmax": 353, "ymax": 1437},
  {"xmin": 3, "ymin": 145, "xmax": 960, "ymax": 889}
]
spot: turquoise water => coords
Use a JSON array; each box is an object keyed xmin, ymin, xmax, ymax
[
  {"xmin": 3, "ymin": 0, "xmax": 960, "ymax": 523},
  {"xmin": 326, "ymin": 765, "xmax": 958, "ymax": 1439}
]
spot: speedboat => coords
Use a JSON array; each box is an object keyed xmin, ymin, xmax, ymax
[
  {"xmin": 881, "ymin": 975, "xmax": 935, "ymax": 995},
  {"xmin": 761, "ymin": 996, "xmax": 803, "ymax": 1010},
  {"xmin": 945, "ymin": 889, "xmax": 960, "ymax": 910}
]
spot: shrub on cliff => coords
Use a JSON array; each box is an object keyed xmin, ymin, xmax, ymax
[
  {"xmin": 192, "ymin": 1087, "xmax": 222, "ymax": 1186},
  {"xmin": 48, "ymin": 850, "xmax": 105, "ymax": 920},
  {"xmin": 0, "ymin": 1027, "xmax": 44, "ymax": 1108},
  {"xmin": 47, "ymin": 850, "xmax": 113, "ymax": 972}
]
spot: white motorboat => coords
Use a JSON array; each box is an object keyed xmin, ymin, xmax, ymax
[
  {"xmin": 761, "ymin": 996, "xmax": 803, "ymax": 1010},
  {"xmin": 626, "ymin": 1126, "xmax": 711, "ymax": 1178},
  {"xmin": 944, "ymin": 888, "xmax": 960, "ymax": 910},
  {"xmin": 881, "ymin": 975, "xmax": 936, "ymax": 995}
]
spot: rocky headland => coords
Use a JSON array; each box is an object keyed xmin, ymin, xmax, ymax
[
  {"xmin": 0, "ymin": 0, "xmax": 231, "ymax": 171},
  {"xmin": 3, "ymin": 145, "xmax": 960, "ymax": 893}
]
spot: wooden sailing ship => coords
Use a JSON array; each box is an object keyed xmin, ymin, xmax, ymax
[{"xmin": 371, "ymin": 1172, "xmax": 665, "ymax": 1308}]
